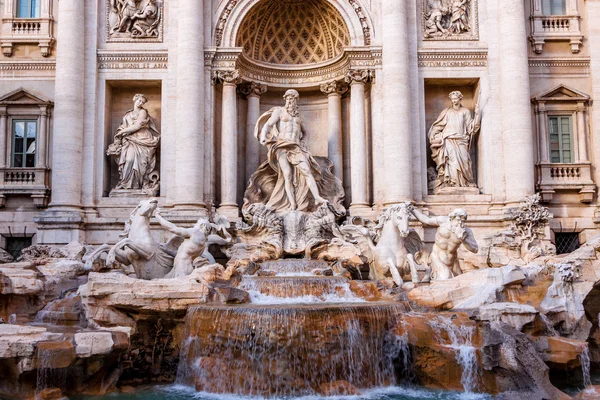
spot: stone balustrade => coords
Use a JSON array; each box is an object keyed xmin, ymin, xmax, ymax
[
  {"xmin": 530, "ymin": 14, "xmax": 583, "ymax": 54},
  {"xmin": 536, "ymin": 162, "xmax": 595, "ymax": 203},
  {"xmin": 0, "ymin": 17, "xmax": 53, "ymax": 56},
  {"xmin": 0, "ymin": 167, "xmax": 50, "ymax": 208}
]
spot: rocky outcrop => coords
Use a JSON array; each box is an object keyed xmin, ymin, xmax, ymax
[
  {"xmin": 0, "ymin": 324, "xmax": 128, "ymax": 399},
  {"xmin": 478, "ymin": 302, "xmax": 538, "ymax": 331},
  {"xmin": 407, "ymin": 265, "xmax": 526, "ymax": 310}
]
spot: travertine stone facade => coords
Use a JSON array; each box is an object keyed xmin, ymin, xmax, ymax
[{"xmin": 0, "ymin": 0, "xmax": 598, "ymax": 251}]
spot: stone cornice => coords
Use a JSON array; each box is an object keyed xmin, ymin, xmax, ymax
[
  {"xmin": 229, "ymin": 47, "xmax": 381, "ymax": 88},
  {"xmin": 97, "ymin": 51, "xmax": 168, "ymax": 70},
  {"xmin": 528, "ymin": 57, "xmax": 590, "ymax": 69},
  {"xmin": 0, "ymin": 61, "xmax": 56, "ymax": 71},
  {"xmin": 417, "ymin": 50, "xmax": 487, "ymax": 67}
]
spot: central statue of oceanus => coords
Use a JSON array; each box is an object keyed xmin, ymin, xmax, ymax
[{"xmin": 243, "ymin": 89, "xmax": 345, "ymax": 215}]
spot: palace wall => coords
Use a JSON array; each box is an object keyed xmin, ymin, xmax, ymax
[{"xmin": 0, "ymin": 0, "xmax": 598, "ymax": 253}]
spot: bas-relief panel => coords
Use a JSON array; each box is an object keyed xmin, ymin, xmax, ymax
[
  {"xmin": 422, "ymin": 0, "xmax": 478, "ymax": 41},
  {"xmin": 106, "ymin": 0, "xmax": 163, "ymax": 42}
]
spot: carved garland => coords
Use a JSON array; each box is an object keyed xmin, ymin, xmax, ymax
[{"xmin": 215, "ymin": 0, "xmax": 372, "ymax": 47}]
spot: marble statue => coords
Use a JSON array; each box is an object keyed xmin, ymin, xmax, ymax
[
  {"xmin": 243, "ymin": 89, "xmax": 345, "ymax": 214},
  {"xmin": 429, "ymin": 91, "xmax": 480, "ymax": 193},
  {"xmin": 106, "ymin": 94, "xmax": 160, "ymax": 196},
  {"xmin": 423, "ymin": 0, "xmax": 471, "ymax": 38},
  {"xmin": 411, "ymin": 207, "xmax": 478, "ymax": 281},
  {"xmin": 84, "ymin": 198, "xmax": 176, "ymax": 280},
  {"xmin": 155, "ymin": 211, "xmax": 233, "ymax": 279},
  {"xmin": 109, "ymin": 0, "xmax": 161, "ymax": 39},
  {"xmin": 334, "ymin": 203, "xmax": 427, "ymax": 286}
]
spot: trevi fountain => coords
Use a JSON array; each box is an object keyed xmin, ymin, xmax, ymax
[{"xmin": 3, "ymin": 0, "xmax": 600, "ymax": 400}]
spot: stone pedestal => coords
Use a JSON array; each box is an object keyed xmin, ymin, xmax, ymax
[{"xmin": 435, "ymin": 187, "xmax": 480, "ymax": 196}]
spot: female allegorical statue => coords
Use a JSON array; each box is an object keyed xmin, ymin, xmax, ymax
[
  {"xmin": 107, "ymin": 94, "xmax": 160, "ymax": 194},
  {"xmin": 429, "ymin": 90, "xmax": 480, "ymax": 193}
]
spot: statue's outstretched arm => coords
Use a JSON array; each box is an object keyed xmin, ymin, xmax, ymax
[
  {"xmin": 462, "ymin": 228, "xmax": 479, "ymax": 253},
  {"xmin": 155, "ymin": 212, "xmax": 190, "ymax": 238},
  {"xmin": 412, "ymin": 208, "xmax": 441, "ymax": 227},
  {"xmin": 207, "ymin": 234, "xmax": 231, "ymax": 246}
]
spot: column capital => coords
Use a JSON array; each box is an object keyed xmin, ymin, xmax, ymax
[
  {"xmin": 320, "ymin": 80, "xmax": 348, "ymax": 97},
  {"xmin": 345, "ymin": 69, "xmax": 373, "ymax": 85},
  {"xmin": 213, "ymin": 69, "xmax": 241, "ymax": 86},
  {"xmin": 0, "ymin": 106, "xmax": 7, "ymax": 116},
  {"xmin": 239, "ymin": 81, "xmax": 267, "ymax": 98}
]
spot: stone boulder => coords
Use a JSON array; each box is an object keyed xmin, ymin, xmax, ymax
[
  {"xmin": 407, "ymin": 265, "xmax": 526, "ymax": 310},
  {"xmin": 478, "ymin": 303, "xmax": 538, "ymax": 331},
  {"xmin": 0, "ymin": 248, "xmax": 14, "ymax": 264}
]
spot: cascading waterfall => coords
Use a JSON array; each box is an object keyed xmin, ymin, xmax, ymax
[
  {"xmin": 176, "ymin": 303, "xmax": 405, "ymax": 396},
  {"xmin": 581, "ymin": 344, "xmax": 591, "ymax": 388},
  {"xmin": 427, "ymin": 316, "xmax": 480, "ymax": 393}
]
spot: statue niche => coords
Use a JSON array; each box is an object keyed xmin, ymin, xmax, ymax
[
  {"xmin": 240, "ymin": 89, "xmax": 346, "ymax": 256},
  {"xmin": 108, "ymin": 0, "xmax": 162, "ymax": 40},
  {"xmin": 107, "ymin": 93, "xmax": 160, "ymax": 197},
  {"xmin": 428, "ymin": 90, "xmax": 481, "ymax": 195}
]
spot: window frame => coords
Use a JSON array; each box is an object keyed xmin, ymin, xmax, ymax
[
  {"xmin": 16, "ymin": 0, "xmax": 40, "ymax": 18},
  {"xmin": 548, "ymin": 115, "xmax": 573, "ymax": 164},
  {"xmin": 11, "ymin": 119, "xmax": 37, "ymax": 168},
  {"xmin": 542, "ymin": 0, "xmax": 567, "ymax": 15}
]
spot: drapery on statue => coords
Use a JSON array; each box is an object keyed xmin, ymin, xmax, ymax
[
  {"xmin": 411, "ymin": 207, "xmax": 478, "ymax": 281},
  {"xmin": 243, "ymin": 89, "xmax": 345, "ymax": 214},
  {"xmin": 154, "ymin": 211, "xmax": 233, "ymax": 279},
  {"xmin": 429, "ymin": 90, "xmax": 480, "ymax": 193},
  {"xmin": 107, "ymin": 93, "xmax": 160, "ymax": 195},
  {"xmin": 109, "ymin": 0, "xmax": 161, "ymax": 38}
]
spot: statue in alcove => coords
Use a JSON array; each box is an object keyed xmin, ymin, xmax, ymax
[
  {"xmin": 244, "ymin": 89, "xmax": 345, "ymax": 214},
  {"xmin": 429, "ymin": 90, "xmax": 481, "ymax": 194},
  {"xmin": 107, "ymin": 93, "xmax": 160, "ymax": 196}
]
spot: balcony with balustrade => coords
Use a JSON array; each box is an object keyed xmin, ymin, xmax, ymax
[
  {"xmin": 0, "ymin": 167, "xmax": 50, "ymax": 208},
  {"xmin": 536, "ymin": 162, "xmax": 595, "ymax": 203},
  {"xmin": 530, "ymin": 14, "xmax": 583, "ymax": 54},
  {"xmin": 0, "ymin": 0, "xmax": 53, "ymax": 57}
]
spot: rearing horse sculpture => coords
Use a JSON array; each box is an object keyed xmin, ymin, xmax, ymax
[
  {"xmin": 334, "ymin": 203, "xmax": 428, "ymax": 286},
  {"xmin": 84, "ymin": 198, "xmax": 175, "ymax": 280}
]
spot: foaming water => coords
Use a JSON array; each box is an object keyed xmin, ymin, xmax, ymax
[
  {"xmin": 426, "ymin": 316, "xmax": 480, "ymax": 394},
  {"xmin": 75, "ymin": 384, "xmax": 493, "ymax": 400},
  {"xmin": 176, "ymin": 303, "xmax": 405, "ymax": 397}
]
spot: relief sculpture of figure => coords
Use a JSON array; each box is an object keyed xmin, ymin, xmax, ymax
[
  {"xmin": 131, "ymin": 0, "xmax": 161, "ymax": 38},
  {"xmin": 424, "ymin": 0, "xmax": 449, "ymax": 37},
  {"xmin": 109, "ymin": 0, "xmax": 161, "ymax": 39},
  {"xmin": 243, "ymin": 89, "xmax": 345, "ymax": 214},
  {"xmin": 411, "ymin": 208, "xmax": 478, "ymax": 281},
  {"xmin": 449, "ymin": 0, "xmax": 470, "ymax": 34},
  {"xmin": 107, "ymin": 94, "xmax": 160, "ymax": 195},
  {"xmin": 155, "ymin": 211, "xmax": 232, "ymax": 279},
  {"xmin": 429, "ymin": 90, "xmax": 480, "ymax": 193}
]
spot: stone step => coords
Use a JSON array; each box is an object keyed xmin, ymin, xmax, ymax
[{"xmin": 240, "ymin": 276, "xmax": 349, "ymax": 298}]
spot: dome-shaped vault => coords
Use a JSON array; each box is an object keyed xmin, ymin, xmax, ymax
[{"xmin": 236, "ymin": 0, "xmax": 351, "ymax": 66}]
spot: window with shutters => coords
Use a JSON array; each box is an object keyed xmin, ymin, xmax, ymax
[{"xmin": 548, "ymin": 116, "xmax": 572, "ymax": 164}]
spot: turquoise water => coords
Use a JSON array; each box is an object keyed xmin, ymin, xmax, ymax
[{"xmin": 76, "ymin": 385, "xmax": 492, "ymax": 400}]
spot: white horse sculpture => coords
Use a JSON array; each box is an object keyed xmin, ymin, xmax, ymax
[
  {"xmin": 84, "ymin": 198, "xmax": 176, "ymax": 280},
  {"xmin": 334, "ymin": 203, "xmax": 428, "ymax": 286}
]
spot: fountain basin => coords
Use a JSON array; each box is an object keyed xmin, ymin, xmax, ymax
[{"xmin": 177, "ymin": 302, "xmax": 406, "ymax": 396}]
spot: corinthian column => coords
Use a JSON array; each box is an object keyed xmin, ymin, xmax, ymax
[
  {"xmin": 175, "ymin": 0, "xmax": 204, "ymax": 208},
  {"xmin": 34, "ymin": 0, "xmax": 85, "ymax": 243},
  {"xmin": 345, "ymin": 70, "xmax": 371, "ymax": 213},
  {"xmin": 382, "ymin": 0, "xmax": 412, "ymax": 204},
  {"xmin": 215, "ymin": 70, "xmax": 241, "ymax": 218},
  {"xmin": 500, "ymin": 0, "xmax": 535, "ymax": 203},
  {"xmin": 320, "ymin": 80, "xmax": 348, "ymax": 183},
  {"xmin": 240, "ymin": 82, "xmax": 267, "ymax": 184}
]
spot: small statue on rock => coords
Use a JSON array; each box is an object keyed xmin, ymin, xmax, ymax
[
  {"xmin": 411, "ymin": 207, "xmax": 478, "ymax": 280},
  {"xmin": 155, "ymin": 211, "xmax": 233, "ymax": 279}
]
